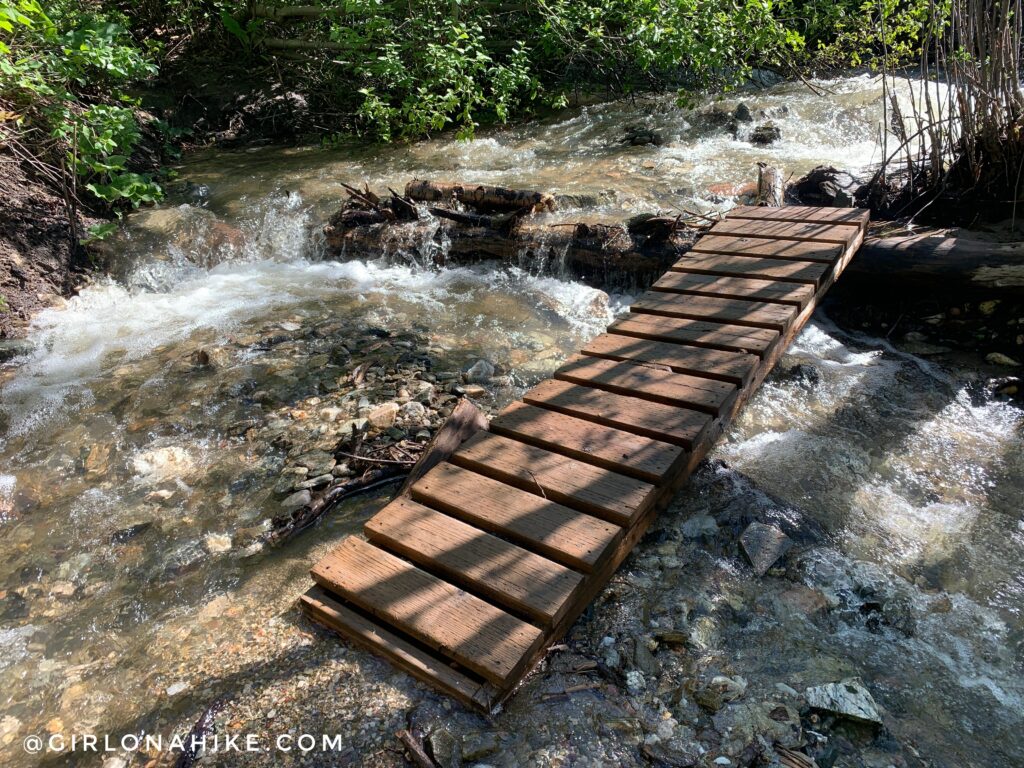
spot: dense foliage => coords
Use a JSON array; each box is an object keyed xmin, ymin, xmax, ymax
[
  {"xmin": 0, "ymin": 1, "xmax": 163, "ymax": 213},
  {"xmin": 0, "ymin": 0, "xmax": 941, "ymax": 219}
]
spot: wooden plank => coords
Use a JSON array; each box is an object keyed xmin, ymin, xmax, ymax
[
  {"xmin": 728, "ymin": 205, "xmax": 868, "ymax": 227},
  {"xmin": 651, "ymin": 271, "xmax": 815, "ymax": 309},
  {"xmin": 310, "ymin": 536, "xmax": 544, "ymax": 686},
  {"xmin": 412, "ymin": 462, "xmax": 622, "ymax": 574},
  {"xmin": 365, "ymin": 497, "xmax": 584, "ymax": 626},
  {"xmin": 580, "ymin": 333, "xmax": 758, "ymax": 387},
  {"xmin": 610, "ymin": 312, "xmax": 779, "ymax": 357},
  {"xmin": 302, "ymin": 586, "xmax": 495, "ymax": 710},
  {"xmin": 710, "ymin": 218, "xmax": 858, "ymax": 246},
  {"xmin": 630, "ymin": 290, "xmax": 797, "ymax": 332},
  {"xmin": 396, "ymin": 398, "xmax": 488, "ymax": 496},
  {"xmin": 523, "ymin": 378, "xmax": 712, "ymax": 448},
  {"xmin": 451, "ymin": 431, "xmax": 655, "ymax": 526},
  {"xmin": 489, "ymin": 401, "xmax": 686, "ymax": 483},
  {"xmin": 691, "ymin": 235, "xmax": 841, "ymax": 263},
  {"xmin": 555, "ymin": 353, "xmax": 737, "ymax": 416},
  {"xmin": 671, "ymin": 251, "xmax": 829, "ymax": 286}
]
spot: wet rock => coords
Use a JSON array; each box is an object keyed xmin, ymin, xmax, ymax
[
  {"xmin": 50, "ymin": 581, "xmax": 78, "ymax": 599},
  {"xmin": 428, "ymin": 727, "xmax": 461, "ymax": 768},
  {"xmin": 986, "ymin": 352, "xmax": 1020, "ymax": 367},
  {"xmin": 783, "ymin": 363, "xmax": 822, "ymax": 387},
  {"xmin": 804, "ymin": 678, "xmax": 882, "ymax": 724},
  {"xmin": 749, "ymin": 122, "xmax": 781, "ymax": 145},
  {"xmin": 733, "ymin": 103, "xmax": 753, "ymax": 122},
  {"xmin": 319, "ymin": 406, "xmax": 345, "ymax": 422},
  {"xmin": 778, "ymin": 585, "xmax": 829, "ymax": 617},
  {"xmin": 192, "ymin": 346, "xmax": 232, "ymax": 368},
  {"xmin": 642, "ymin": 740, "xmax": 700, "ymax": 767},
  {"xmin": 166, "ymin": 681, "xmax": 188, "ymax": 697},
  {"xmin": 294, "ymin": 449, "xmax": 335, "ymax": 476},
  {"xmin": 461, "ymin": 731, "xmax": 499, "ymax": 761},
  {"xmin": 682, "ymin": 514, "xmax": 718, "ymax": 538},
  {"xmin": 132, "ymin": 446, "xmax": 195, "ymax": 482},
  {"xmin": 84, "ymin": 444, "xmax": 112, "ymax": 476},
  {"xmin": 463, "ymin": 383, "xmax": 488, "ymax": 398},
  {"xmin": 0, "ymin": 338, "xmax": 33, "ymax": 363},
  {"xmin": 367, "ymin": 401, "xmax": 400, "ymax": 429},
  {"xmin": 740, "ymin": 522, "xmax": 792, "ymax": 576},
  {"xmin": 110, "ymin": 522, "xmax": 153, "ymax": 544},
  {"xmin": 713, "ymin": 701, "xmax": 803, "ymax": 757},
  {"xmin": 621, "ymin": 126, "xmax": 665, "ymax": 146},
  {"xmin": 789, "ymin": 165, "xmax": 862, "ymax": 207},
  {"xmin": 295, "ymin": 473, "xmax": 333, "ymax": 490},
  {"xmin": 280, "ymin": 489, "xmax": 311, "ymax": 511},
  {"xmin": 1, "ymin": 591, "xmax": 28, "ymax": 620},
  {"xmin": 465, "ymin": 359, "xmax": 495, "ymax": 383}
]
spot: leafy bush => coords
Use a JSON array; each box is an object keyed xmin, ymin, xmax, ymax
[{"xmin": 0, "ymin": 1, "xmax": 162, "ymax": 210}]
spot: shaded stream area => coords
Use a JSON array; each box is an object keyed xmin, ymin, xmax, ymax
[{"xmin": 1, "ymin": 74, "xmax": 1022, "ymax": 768}]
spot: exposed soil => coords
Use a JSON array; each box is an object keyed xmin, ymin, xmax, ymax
[{"xmin": 0, "ymin": 161, "xmax": 93, "ymax": 339}]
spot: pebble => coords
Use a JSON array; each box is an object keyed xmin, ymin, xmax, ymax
[
  {"xmin": 166, "ymin": 681, "xmax": 188, "ymax": 697},
  {"xmin": 986, "ymin": 352, "xmax": 1020, "ymax": 367},
  {"xmin": 465, "ymin": 359, "xmax": 495, "ymax": 383},
  {"xmin": 367, "ymin": 401, "xmax": 400, "ymax": 428}
]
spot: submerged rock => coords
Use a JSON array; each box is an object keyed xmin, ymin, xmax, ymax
[
  {"xmin": 749, "ymin": 122, "xmax": 781, "ymax": 146},
  {"xmin": 804, "ymin": 678, "xmax": 882, "ymax": 724},
  {"xmin": 110, "ymin": 522, "xmax": 153, "ymax": 544},
  {"xmin": 465, "ymin": 359, "xmax": 495, "ymax": 383},
  {"xmin": 740, "ymin": 522, "xmax": 792, "ymax": 576}
]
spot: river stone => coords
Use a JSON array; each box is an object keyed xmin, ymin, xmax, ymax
[
  {"xmin": 804, "ymin": 678, "xmax": 882, "ymax": 724},
  {"xmin": 400, "ymin": 400, "xmax": 427, "ymax": 421},
  {"xmin": 465, "ymin": 359, "xmax": 495, "ymax": 383},
  {"xmin": 740, "ymin": 522, "xmax": 792, "ymax": 576},
  {"xmin": 750, "ymin": 122, "xmax": 781, "ymax": 145},
  {"xmin": 294, "ymin": 450, "xmax": 335, "ymax": 476},
  {"xmin": 733, "ymin": 103, "xmax": 752, "ymax": 122},
  {"xmin": 461, "ymin": 731, "xmax": 499, "ymax": 761},
  {"xmin": 132, "ymin": 446, "xmax": 195, "ymax": 481},
  {"xmin": 368, "ymin": 402, "xmax": 400, "ymax": 429},
  {"xmin": 682, "ymin": 514, "xmax": 718, "ymax": 538},
  {"xmin": 428, "ymin": 727, "xmax": 461, "ymax": 768},
  {"xmin": 986, "ymin": 352, "xmax": 1020, "ymax": 367},
  {"xmin": 111, "ymin": 522, "xmax": 153, "ymax": 544},
  {"xmin": 280, "ymin": 489, "xmax": 311, "ymax": 511},
  {"xmin": 204, "ymin": 533, "xmax": 232, "ymax": 553}
]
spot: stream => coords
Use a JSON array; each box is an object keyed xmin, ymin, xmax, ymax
[{"xmin": 0, "ymin": 73, "xmax": 1022, "ymax": 768}]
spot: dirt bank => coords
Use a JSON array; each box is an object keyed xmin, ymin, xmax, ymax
[{"xmin": 0, "ymin": 161, "xmax": 92, "ymax": 340}]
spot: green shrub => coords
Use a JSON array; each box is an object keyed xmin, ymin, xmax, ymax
[{"xmin": 0, "ymin": 1, "xmax": 162, "ymax": 210}]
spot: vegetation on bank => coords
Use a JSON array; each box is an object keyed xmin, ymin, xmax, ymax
[
  {"xmin": 1, "ymin": 0, "xmax": 1019, "ymax": 230},
  {"xmin": 0, "ymin": 1, "xmax": 938, "ymax": 212}
]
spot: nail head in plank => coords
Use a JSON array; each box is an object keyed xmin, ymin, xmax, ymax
[
  {"xmin": 728, "ymin": 205, "xmax": 869, "ymax": 227},
  {"xmin": 310, "ymin": 536, "xmax": 544, "ymax": 685},
  {"xmin": 451, "ymin": 431, "xmax": 655, "ymax": 526},
  {"xmin": 365, "ymin": 497, "xmax": 584, "ymax": 626},
  {"xmin": 302, "ymin": 587, "xmax": 497, "ymax": 710},
  {"xmin": 610, "ymin": 312, "xmax": 779, "ymax": 357},
  {"xmin": 411, "ymin": 462, "xmax": 622, "ymax": 574},
  {"xmin": 489, "ymin": 401, "xmax": 686, "ymax": 483},
  {"xmin": 555, "ymin": 353, "xmax": 737, "ymax": 415},
  {"xmin": 580, "ymin": 333, "xmax": 759, "ymax": 387},
  {"xmin": 523, "ymin": 378, "xmax": 712, "ymax": 448},
  {"xmin": 672, "ymin": 251, "xmax": 828, "ymax": 286},
  {"xmin": 692, "ymin": 235, "xmax": 841, "ymax": 263},
  {"xmin": 651, "ymin": 271, "xmax": 815, "ymax": 309},
  {"xmin": 630, "ymin": 290, "xmax": 797, "ymax": 332}
]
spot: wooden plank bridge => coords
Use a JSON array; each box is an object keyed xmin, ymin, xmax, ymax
[{"xmin": 301, "ymin": 205, "xmax": 869, "ymax": 711}]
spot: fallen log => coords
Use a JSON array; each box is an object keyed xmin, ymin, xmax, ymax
[
  {"xmin": 266, "ymin": 399, "xmax": 488, "ymax": 545},
  {"xmin": 755, "ymin": 162, "xmax": 783, "ymax": 207},
  {"xmin": 405, "ymin": 179, "xmax": 556, "ymax": 213},
  {"xmin": 323, "ymin": 213, "xmax": 698, "ymax": 286},
  {"xmin": 848, "ymin": 229, "xmax": 1024, "ymax": 297}
]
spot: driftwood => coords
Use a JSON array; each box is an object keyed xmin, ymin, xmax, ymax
[
  {"xmin": 324, "ymin": 214, "xmax": 697, "ymax": 284},
  {"xmin": 405, "ymin": 179, "xmax": 556, "ymax": 213},
  {"xmin": 395, "ymin": 730, "xmax": 438, "ymax": 768},
  {"xmin": 756, "ymin": 162, "xmax": 783, "ymax": 207},
  {"xmin": 849, "ymin": 229, "xmax": 1024, "ymax": 297},
  {"xmin": 267, "ymin": 399, "xmax": 488, "ymax": 545}
]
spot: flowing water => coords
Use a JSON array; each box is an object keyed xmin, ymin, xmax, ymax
[{"xmin": 0, "ymin": 74, "xmax": 1021, "ymax": 767}]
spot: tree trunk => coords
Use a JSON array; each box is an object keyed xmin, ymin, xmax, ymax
[
  {"xmin": 847, "ymin": 229, "xmax": 1024, "ymax": 297},
  {"xmin": 404, "ymin": 179, "xmax": 556, "ymax": 213},
  {"xmin": 756, "ymin": 163, "xmax": 783, "ymax": 207}
]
